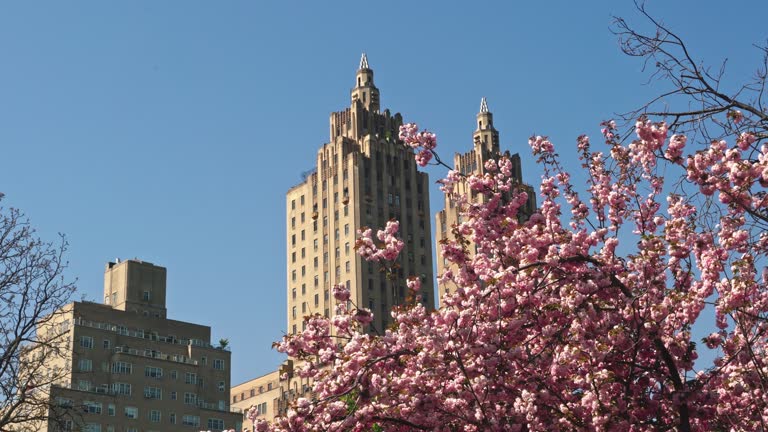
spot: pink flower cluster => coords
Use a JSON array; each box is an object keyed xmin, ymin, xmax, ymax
[
  {"xmin": 354, "ymin": 220, "xmax": 404, "ymax": 262},
  {"xmin": 399, "ymin": 122, "xmax": 437, "ymax": 166}
]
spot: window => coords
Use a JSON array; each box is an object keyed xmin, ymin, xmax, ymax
[
  {"xmin": 301, "ymin": 247, "xmax": 306, "ymax": 258},
  {"xmin": 170, "ymin": 370, "xmax": 178, "ymax": 380},
  {"xmin": 250, "ymin": 389, "xmax": 255, "ymax": 397},
  {"xmin": 301, "ymin": 229, "xmax": 305, "ymax": 240},
  {"xmin": 84, "ymin": 401, "xmax": 102, "ymax": 414},
  {"xmin": 213, "ymin": 359, "xmax": 225, "ymax": 370},
  {"xmin": 78, "ymin": 358, "xmax": 92, "ymax": 372},
  {"xmin": 182, "ymin": 415, "xmax": 200, "ymax": 427},
  {"xmin": 170, "ymin": 391, "xmax": 177, "ymax": 400},
  {"xmin": 149, "ymin": 410, "xmax": 161, "ymax": 423},
  {"xmin": 79, "ymin": 336, "xmax": 94, "ymax": 349},
  {"xmin": 292, "ymin": 306, "xmax": 296, "ymax": 318},
  {"xmin": 301, "ymin": 212, "xmax": 305, "ymax": 223},
  {"xmin": 314, "ymin": 275, "xmax": 319, "ymax": 287},
  {"xmin": 345, "ymin": 242, "xmax": 350, "ymax": 255},
  {"xmin": 291, "ymin": 217, "xmax": 295, "ymax": 228},
  {"xmin": 314, "ymin": 239, "xmax": 318, "ymax": 251},
  {"xmin": 185, "ymin": 372, "xmax": 197, "ymax": 385},
  {"xmin": 208, "ymin": 419, "xmax": 225, "ymax": 430},
  {"xmin": 84, "ymin": 424, "xmax": 101, "ymax": 432},
  {"xmin": 78, "ymin": 380, "xmax": 91, "ymax": 391},
  {"xmin": 346, "ymin": 261, "xmax": 351, "ymax": 273},
  {"xmin": 218, "ymin": 381, "xmax": 225, "ymax": 392},
  {"xmin": 145, "ymin": 366, "xmax": 162, "ymax": 378},
  {"xmin": 111, "ymin": 382, "xmax": 131, "ymax": 396},
  {"xmin": 111, "ymin": 362, "xmax": 132, "ymax": 375},
  {"xmin": 291, "ymin": 199, "xmax": 295, "ymax": 210},
  {"xmin": 124, "ymin": 406, "xmax": 138, "ymax": 419},
  {"xmin": 314, "ymin": 257, "xmax": 318, "ymax": 268},
  {"xmin": 291, "ymin": 252, "xmax": 296, "ymax": 263},
  {"xmin": 344, "ymin": 206, "xmax": 348, "ymax": 216},
  {"xmin": 184, "ymin": 392, "xmax": 197, "ymax": 405},
  {"xmin": 345, "ymin": 224, "xmax": 349, "ymax": 236},
  {"xmin": 169, "ymin": 413, "xmax": 176, "ymax": 424},
  {"xmin": 302, "ymin": 302, "xmax": 307, "ymax": 313},
  {"xmin": 144, "ymin": 386, "xmax": 162, "ymax": 399},
  {"xmin": 142, "ymin": 290, "xmax": 151, "ymax": 301},
  {"xmin": 291, "ymin": 270, "xmax": 296, "ymax": 281},
  {"xmin": 102, "ymin": 339, "xmax": 111, "ymax": 350},
  {"xmin": 314, "ymin": 293, "xmax": 319, "ymax": 306},
  {"xmin": 301, "ymin": 284, "xmax": 306, "ymax": 295},
  {"xmin": 292, "ymin": 288, "xmax": 296, "ymax": 299},
  {"xmin": 107, "ymin": 404, "xmax": 115, "ymax": 416}
]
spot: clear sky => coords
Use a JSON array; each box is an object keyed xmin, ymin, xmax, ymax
[{"xmin": 1, "ymin": 1, "xmax": 766, "ymax": 384}]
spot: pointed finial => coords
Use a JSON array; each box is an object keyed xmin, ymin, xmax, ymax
[
  {"xmin": 360, "ymin": 52, "xmax": 369, "ymax": 69},
  {"xmin": 480, "ymin": 97, "xmax": 489, "ymax": 113}
]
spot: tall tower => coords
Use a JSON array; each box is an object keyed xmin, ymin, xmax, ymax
[
  {"xmin": 286, "ymin": 55, "xmax": 435, "ymax": 335},
  {"xmin": 435, "ymin": 98, "xmax": 536, "ymax": 296}
]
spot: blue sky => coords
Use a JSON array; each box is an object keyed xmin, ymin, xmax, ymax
[{"xmin": 1, "ymin": 1, "xmax": 766, "ymax": 384}]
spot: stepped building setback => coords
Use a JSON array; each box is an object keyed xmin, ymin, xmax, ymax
[
  {"xmin": 435, "ymin": 98, "xmax": 537, "ymax": 296},
  {"xmin": 285, "ymin": 53, "xmax": 435, "ymax": 335},
  {"xmin": 23, "ymin": 259, "xmax": 242, "ymax": 432}
]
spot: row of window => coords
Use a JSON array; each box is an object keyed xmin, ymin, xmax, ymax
[
  {"xmin": 67, "ymin": 398, "xmax": 225, "ymax": 428},
  {"xmin": 78, "ymin": 335, "xmax": 227, "ymax": 371},
  {"xmin": 57, "ymin": 415, "xmax": 224, "ymax": 430},
  {"xmin": 232, "ymin": 383, "xmax": 274, "ymax": 403},
  {"xmin": 75, "ymin": 378, "xmax": 226, "ymax": 396}
]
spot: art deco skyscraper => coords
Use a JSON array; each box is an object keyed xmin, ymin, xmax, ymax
[
  {"xmin": 435, "ymin": 98, "xmax": 537, "ymax": 296},
  {"xmin": 285, "ymin": 54, "xmax": 435, "ymax": 334}
]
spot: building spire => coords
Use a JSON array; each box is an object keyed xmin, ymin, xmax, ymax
[
  {"xmin": 480, "ymin": 97, "xmax": 489, "ymax": 113},
  {"xmin": 359, "ymin": 52, "xmax": 369, "ymax": 69}
]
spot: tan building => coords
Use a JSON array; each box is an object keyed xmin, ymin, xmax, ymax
[
  {"xmin": 230, "ymin": 361, "xmax": 303, "ymax": 431},
  {"xmin": 285, "ymin": 53, "xmax": 435, "ymax": 335},
  {"xmin": 26, "ymin": 259, "xmax": 242, "ymax": 432},
  {"xmin": 435, "ymin": 98, "xmax": 537, "ymax": 296}
]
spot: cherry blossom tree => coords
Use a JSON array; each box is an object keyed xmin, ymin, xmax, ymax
[{"xmin": 245, "ymin": 110, "xmax": 768, "ymax": 432}]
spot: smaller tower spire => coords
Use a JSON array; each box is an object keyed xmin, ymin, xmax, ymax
[
  {"xmin": 351, "ymin": 53, "xmax": 379, "ymax": 112},
  {"xmin": 474, "ymin": 97, "xmax": 498, "ymax": 152},
  {"xmin": 480, "ymin": 97, "xmax": 489, "ymax": 113}
]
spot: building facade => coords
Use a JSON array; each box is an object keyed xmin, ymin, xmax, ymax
[
  {"xmin": 27, "ymin": 259, "xmax": 242, "ymax": 432},
  {"xmin": 285, "ymin": 54, "xmax": 435, "ymax": 335},
  {"xmin": 435, "ymin": 98, "xmax": 537, "ymax": 296}
]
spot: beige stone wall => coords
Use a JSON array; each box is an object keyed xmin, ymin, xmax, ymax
[{"xmin": 231, "ymin": 369, "xmax": 281, "ymax": 430}]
